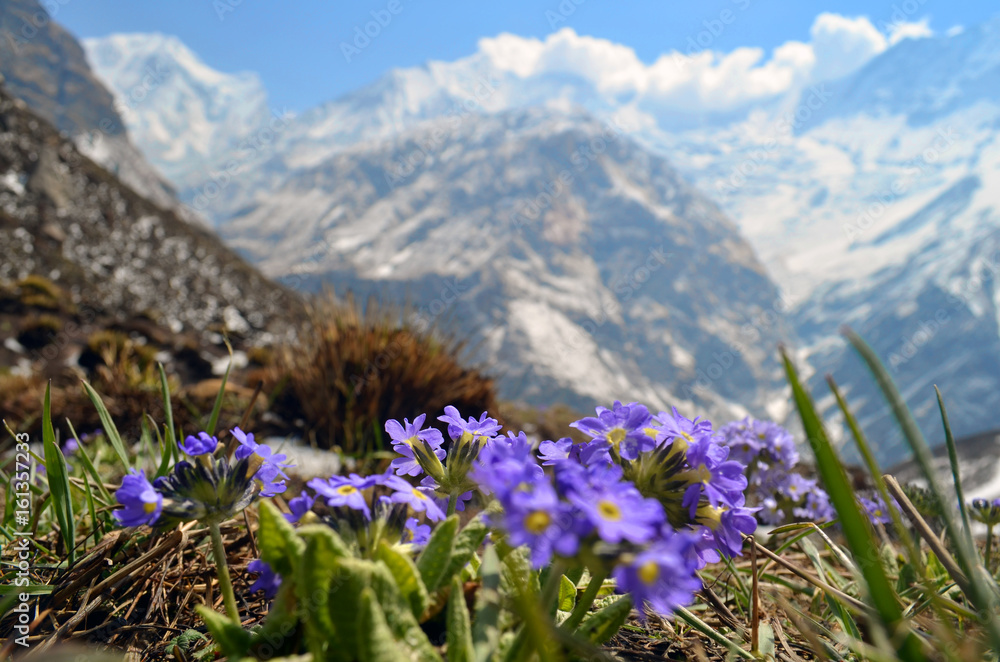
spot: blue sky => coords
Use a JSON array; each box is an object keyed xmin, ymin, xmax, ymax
[{"xmin": 55, "ymin": 0, "xmax": 997, "ymax": 112}]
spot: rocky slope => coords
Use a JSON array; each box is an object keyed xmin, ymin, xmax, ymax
[
  {"xmin": 0, "ymin": 0, "xmax": 180, "ymax": 212},
  {"xmin": 0, "ymin": 84, "xmax": 300, "ymax": 344}
]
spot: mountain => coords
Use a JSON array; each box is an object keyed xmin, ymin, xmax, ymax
[
  {"xmin": 0, "ymin": 83, "xmax": 300, "ymax": 343},
  {"xmin": 82, "ymin": 33, "xmax": 273, "ymax": 191},
  {"xmin": 86, "ymin": 19, "xmax": 1000, "ymax": 466},
  {"xmin": 222, "ymin": 107, "xmax": 794, "ymax": 420},
  {"xmin": 0, "ymin": 0, "xmax": 180, "ymax": 213}
]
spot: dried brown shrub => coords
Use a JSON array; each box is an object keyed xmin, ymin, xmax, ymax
[{"xmin": 267, "ymin": 293, "xmax": 497, "ymax": 454}]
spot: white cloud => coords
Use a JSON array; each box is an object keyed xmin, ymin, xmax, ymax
[
  {"xmin": 477, "ymin": 12, "xmax": 933, "ymax": 114},
  {"xmin": 888, "ymin": 18, "xmax": 934, "ymax": 45}
]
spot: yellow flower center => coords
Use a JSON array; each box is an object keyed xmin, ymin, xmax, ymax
[
  {"xmin": 697, "ymin": 504, "xmax": 725, "ymax": 530},
  {"xmin": 638, "ymin": 561, "xmax": 660, "ymax": 585},
  {"xmin": 524, "ymin": 511, "xmax": 551, "ymax": 534},
  {"xmin": 336, "ymin": 485, "xmax": 357, "ymax": 496},
  {"xmin": 695, "ymin": 465, "xmax": 712, "ymax": 484},
  {"xmin": 643, "ymin": 426, "xmax": 658, "ymax": 438},
  {"xmin": 598, "ymin": 500, "xmax": 622, "ymax": 521},
  {"xmin": 607, "ymin": 427, "xmax": 626, "ymax": 447},
  {"xmin": 411, "ymin": 489, "xmax": 427, "ymax": 501},
  {"xmin": 143, "ymin": 501, "xmax": 158, "ymax": 514}
]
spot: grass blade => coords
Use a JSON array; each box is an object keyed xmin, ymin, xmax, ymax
[
  {"xmin": 80, "ymin": 380, "xmax": 130, "ymax": 470},
  {"xmin": 934, "ymin": 386, "xmax": 973, "ymax": 548},
  {"xmin": 64, "ymin": 419, "xmax": 113, "ymax": 503},
  {"xmin": 158, "ymin": 362, "xmax": 177, "ymax": 448},
  {"xmin": 844, "ymin": 328, "xmax": 1000, "ymax": 652},
  {"xmin": 781, "ymin": 347, "xmax": 924, "ymax": 661},
  {"xmin": 205, "ymin": 339, "xmax": 233, "ymax": 437},
  {"xmin": 41, "ymin": 383, "xmax": 75, "ymax": 565}
]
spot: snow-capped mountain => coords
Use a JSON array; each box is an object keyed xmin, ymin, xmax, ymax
[
  {"xmin": 222, "ymin": 107, "xmax": 793, "ymax": 420},
  {"xmin": 82, "ymin": 33, "xmax": 273, "ymax": 190},
  {"xmin": 84, "ymin": 15, "xmax": 1000, "ymax": 465}
]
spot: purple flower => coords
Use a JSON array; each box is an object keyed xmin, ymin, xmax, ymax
[
  {"xmin": 232, "ymin": 427, "xmax": 261, "ymax": 460},
  {"xmin": 695, "ymin": 504, "xmax": 757, "ymax": 560},
  {"xmin": 503, "ymin": 481, "xmax": 583, "ymax": 568},
  {"xmin": 308, "ymin": 474, "xmax": 376, "ymax": 519},
  {"xmin": 284, "ymin": 492, "xmax": 315, "ymax": 524},
  {"xmin": 385, "ymin": 414, "xmax": 446, "ymax": 477},
  {"xmin": 471, "ymin": 434, "xmax": 545, "ymax": 498},
  {"xmin": 569, "ymin": 479, "xmax": 664, "ymax": 544},
  {"xmin": 232, "ymin": 428, "xmax": 293, "ymax": 497},
  {"xmin": 652, "ymin": 408, "xmax": 714, "ymax": 451},
  {"xmin": 570, "ymin": 401, "xmax": 654, "ymax": 461},
  {"xmin": 437, "ymin": 406, "xmax": 502, "ymax": 442},
  {"xmin": 613, "ymin": 532, "xmax": 702, "ymax": 618},
  {"xmin": 860, "ymin": 496, "xmax": 894, "ymax": 525},
  {"xmin": 385, "ymin": 476, "xmax": 447, "ymax": 521},
  {"xmin": 62, "ymin": 437, "xmax": 79, "ymax": 455},
  {"xmin": 681, "ymin": 436, "xmax": 748, "ymax": 515},
  {"xmin": 537, "ymin": 437, "xmax": 580, "ymax": 466},
  {"xmin": 247, "ymin": 559, "xmax": 281, "ymax": 599},
  {"xmin": 179, "ymin": 432, "xmax": 218, "ymax": 457},
  {"xmin": 402, "ymin": 517, "xmax": 432, "ymax": 547},
  {"xmin": 113, "ymin": 469, "xmax": 163, "ymax": 527}
]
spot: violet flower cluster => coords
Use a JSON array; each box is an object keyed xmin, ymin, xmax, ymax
[
  {"xmin": 370, "ymin": 402, "xmax": 760, "ymax": 618},
  {"xmin": 112, "ymin": 427, "xmax": 292, "ymax": 528},
  {"xmin": 717, "ymin": 417, "xmax": 833, "ymax": 525}
]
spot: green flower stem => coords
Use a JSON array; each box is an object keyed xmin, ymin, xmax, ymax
[
  {"xmin": 446, "ymin": 493, "xmax": 459, "ymax": 517},
  {"xmin": 209, "ymin": 521, "xmax": 240, "ymax": 624},
  {"xmin": 560, "ymin": 567, "xmax": 609, "ymax": 631}
]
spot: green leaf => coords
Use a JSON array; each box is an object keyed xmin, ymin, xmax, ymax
[
  {"xmin": 196, "ymin": 604, "xmax": 251, "ymax": 657},
  {"xmin": 247, "ymin": 580, "xmax": 302, "ymax": 659},
  {"xmin": 42, "ymin": 383, "xmax": 74, "ymax": 564},
  {"xmin": 781, "ymin": 348, "xmax": 924, "ymax": 662},
  {"xmin": 358, "ymin": 587, "xmax": 409, "ymax": 662},
  {"xmin": 80, "ymin": 380, "xmax": 130, "ymax": 470},
  {"xmin": 258, "ymin": 500, "xmax": 305, "ymax": 578},
  {"xmin": 296, "ymin": 525, "xmax": 347, "ymax": 660},
  {"xmin": 558, "ymin": 575, "xmax": 577, "ymax": 612},
  {"xmin": 576, "ymin": 595, "xmax": 631, "ymax": 644},
  {"xmin": 440, "ymin": 516, "xmax": 488, "ymax": 589},
  {"xmin": 416, "ymin": 514, "xmax": 459, "ymax": 592},
  {"xmin": 447, "ymin": 575, "xmax": 474, "ymax": 662},
  {"xmin": 159, "ymin": 362, "xmax": 177, "ymax": 448},
  {"xmin": 472, "ymin": 544, "xmax": 502, "ymax": 662},
  {"xmin": 376, "ymin": 541, "xmax": 430, "ymax": 620}
]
